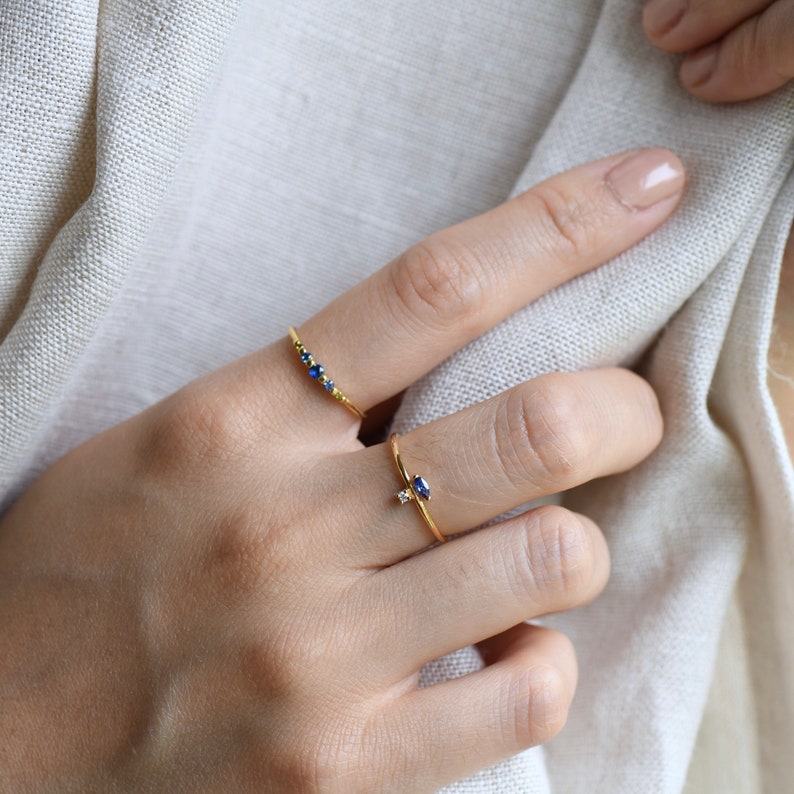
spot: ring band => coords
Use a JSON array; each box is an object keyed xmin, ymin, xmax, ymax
[
  {"xmin": 289, "ymin": 327, "xmax": 366, "ymax": 419},
  {"xmin": 390, "ymin": 433, "xmax": 446, "ymax": 544}
]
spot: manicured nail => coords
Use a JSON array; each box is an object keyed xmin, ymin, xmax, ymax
[
  {"xmin": 606, "ymin": 149, "xmax": 685, "ymax": 210},
  {"xmin": 680, "ymin": 44, "xmax": 718, "ymax": 87},
  {"xmin": 643, "ymin": 0, "xmax": 688, "ymax": 37}
]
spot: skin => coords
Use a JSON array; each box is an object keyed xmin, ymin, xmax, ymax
[
  {"xmin": 2, "ymin": 9, "xmax": 791, "ymax": 790},
  {"xmin": 0, "ymin": 148, "xmax": 685, "ymax": 792},
  {"xmin": 643, "ymin": 0, "xmax": 794, "ymax": 102},
  {"xmin": 645, "ymin": 0, "xmax": 794, "ymax": 486}
]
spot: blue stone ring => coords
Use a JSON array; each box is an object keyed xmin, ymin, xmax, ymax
[
  {"xmin": 390, "ymin": 433, "xmax": 446, "ymax": 544},
  {"xmin": 288, "ymin": 327, "xmax": 365, "ymax": 419}
]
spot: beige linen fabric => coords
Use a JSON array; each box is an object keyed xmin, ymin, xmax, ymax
[
  {"xmin": 1, "ymin": 1, "xmax": 792, "ymax": 791},
  {"xmin": 0, "ymin": 0, "xmax": 238, "ymax": 502}
]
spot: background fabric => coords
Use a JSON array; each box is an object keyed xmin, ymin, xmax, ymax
[{"xmin": 1, "ymin": 0, "xmax": 792, "ymax": 791}]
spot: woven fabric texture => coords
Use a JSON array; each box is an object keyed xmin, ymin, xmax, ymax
[{"xmin": 1, "ymin": 1, "xmax": 792, "ymax": 791}]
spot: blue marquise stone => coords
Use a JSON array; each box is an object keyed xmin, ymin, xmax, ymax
[
  {"xmin": 413, "ymin": 475, "xmax": 431, "ymax": 500},
  {"xmin": 323, "ymin": 380, "xmax": 335, "ymax": 391},
  {"xmin": 308, "ymin": 364, "xmax": 324, "ymax": 379}
]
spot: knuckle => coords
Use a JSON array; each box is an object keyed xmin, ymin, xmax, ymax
[
  {"xmin": 204, "ymin": 511, "xmax": 277, "ymax": 606},
  {"xmin": 241, "ymin": 622, "xmax": 323, "ymax": 703},
  {"xmin": 138, "ymin": 383, "xmax": 258, "ymax": 475},
  {"xmin": 391, "ymin": 238, "xmax": 487, "ymax": 331},
  {"xmin": 274, "ymin": 706, "xmax": 364, "ymax": 793},
  {"xmin": 524, "ymin": 506, "xmax": 597, "ymax": 600},
  {"xmin": 256, "ymin": 701, "xmax": 373, "ymax": 794},
  {"xmin": 528, "ymin": 184, "xmax": 601, "ymax": 261},
  {"xmin": 242, "ymin": 593, "xmax": 354, "ymax": 700},
  {"xmin": 506, "ymin": 378, "xmax": 591, "ymax": 486},
  {"xmin": 507, "ymin": 663, "xmax": 570, "ymax": 747}
]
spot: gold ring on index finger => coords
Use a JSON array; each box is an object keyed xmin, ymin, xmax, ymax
[{"xmin": 288, "ymin": 327, "xmax": 366, "ymax": 419}]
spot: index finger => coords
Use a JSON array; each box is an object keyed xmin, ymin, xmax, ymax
[{"xmin": 277, "ymin": 148, "xmax": 684, "ymax": 426}]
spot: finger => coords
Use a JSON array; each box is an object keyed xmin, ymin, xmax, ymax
[
  {"xmin": 643, "ymin": 0, "xmax": 774, "ymax": 53},
  {"xmin": 264, "ymin": 148, "xmax": 684, "ymax": 429},
  {"xmin": 358, "ymin": 507, "xmax": 608, "ymax": 675},
  {"xmin": 369, "ymin": 624, "xmax": 576, "ymax": 790},
  {"xmin": 679, "ymin": 1, "xmax": 794, "ymax": 101},
  {"xmin": 336, "ymin": 368, "xmax": 661, "ymax": 565},
  {"xmin": 477, "ymin": 622, "xmax": 576, "ymax": 683}
]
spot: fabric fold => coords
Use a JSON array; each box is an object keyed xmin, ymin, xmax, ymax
[
  {"xmin": 396, "ymin": 1, "xmax": 794, "ymax": 790},
  {"xmin": 2, "ymin": 0, "xmax": 793, "ymax": 790},
  {"xmin": 0, "ymin": 0, "xmax": 239, "ymax": 508}
]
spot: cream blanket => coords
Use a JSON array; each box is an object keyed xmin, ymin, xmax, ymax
[{"xmin": 2, "ymin": 1, "xmax": 793, "ymax": 791}]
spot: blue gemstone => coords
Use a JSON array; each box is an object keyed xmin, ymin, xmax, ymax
[
  {"xmin": 308, "ymin": 364, "xmax": 324, "ymax": 379},
  {"xmin": 323, "ymin": 380, "xmax": 335, "ymax": 391},
  {"xmin": 413, "ymin": 476, "xmax": 431, "ymax": 500},
  {"xmin": 300, "ymin": 351, "xmax": 312, "ymax": 363}
]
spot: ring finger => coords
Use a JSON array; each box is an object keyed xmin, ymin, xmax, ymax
[{"xmin": 332, "ymin": 367, "xmax": 662, "ymax": 566}]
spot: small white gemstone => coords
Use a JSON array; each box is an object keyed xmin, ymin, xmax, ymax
[{"xmin": 396, "ymin": 489, "xmax": 411, "ymax": 504}]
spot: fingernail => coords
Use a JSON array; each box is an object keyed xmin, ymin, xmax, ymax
[
  {"xmin": 605, "ymin": 149, "xmax": 685, "ymax": 210},
  {"xmin": 680, "ymin": 44, "xmax": 718, "ymax": 87},
  {"xmin": 643, "ymin": 0, "xmax": 688, "ymax": 37}
]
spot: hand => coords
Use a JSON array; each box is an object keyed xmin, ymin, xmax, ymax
[
  {"xmin": 0, "ymin": 148, "xmax": 684, "ymax": 792},
  {"xmin": 643, "ymin": 0, "xmax": 794, "ymax": 102}
]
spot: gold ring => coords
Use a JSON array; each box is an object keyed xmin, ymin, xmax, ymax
[
  {"xmin": 288, "ymin": 327, "xmax": 365, "ymax": 419},
  {"xmin": 390, "ymin": 433, "xmax": 446, "ymax": 544}
]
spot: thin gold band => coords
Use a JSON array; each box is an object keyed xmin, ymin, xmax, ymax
[
  {"xmin": 288, "ymin": 327, "xmax": 366, "ymax": 419},
  {"xmin": 390, "ymin": 433, "xmax": 446, "ymax": 544}
]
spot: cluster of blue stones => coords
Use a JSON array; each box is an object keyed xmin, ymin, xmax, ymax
[
  {"xmin": 299, "ymin": 349, "xmax": 335, "ymax": 392},
  {"xmin": 289, "ymin": 328, "xmax": 366, "ymax": 418}
]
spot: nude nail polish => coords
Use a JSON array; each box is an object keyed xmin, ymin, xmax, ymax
[{"xmin": 605, "ymin": 149, "xmax": 685, "ymax": 210}]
